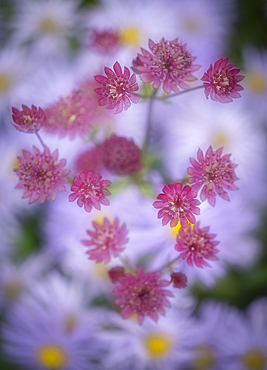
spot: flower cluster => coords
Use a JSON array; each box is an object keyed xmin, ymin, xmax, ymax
[
  {"xmin": 113, "ymin": 267, "xmax": 174, "ymax": 324},
  {"xmin": 153, "ymin": 183, "xmax": 201, "ymax": 228},
  {"xmin": 187, "ymin": 146, "xmax": 239, "ymax": 206},
  {"xmin": 14, "ymin": 146, "xmax": 70, "ymax": 204},
  {"xmin": 82, "ymin": 217, "xmax": 129, "ymax": 264},
  {"xmin": 12, "ymin": 104, "xmax": 46, "ymax": 133},
  {"xmin": 94, "ymin": 61, "xmax": 140, "ymax": 113},
  {"xmin": 69, "ymin": 170, "xmax": 111, "ymax": 213}
]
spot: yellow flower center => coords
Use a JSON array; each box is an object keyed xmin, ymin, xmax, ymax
[
  {"xmin": 144, "ymin": 332, "xmax": 173, "ymax": 359},
  {"xmin": 37, "ymin": 344, "xmax": 68, "ymax": 369},
  {"xmin": 0, "ymin": 73, "xmax": 12, "ymax": 93},
  {"xmin": 4, "ymin": 279, "xmax": 24, "ymax": 300},
  {"xmin": 92, "ymin": 261, "xmax": 109, "ymax": 280},
  {"xmin": 242, "ymin": 348, "xmax": 266, "ymax": 370},
  {"xmin": 120, "ymin": 26, "xmax": 140, "ymax": 47},
  {"xmin": 212, "ymin": 131, "xmax": 229, "ymax": 148},
  {"xmin": 246, "ymin": 71, "xmax": 267, "ymax": 93},
  {"xmin": 192, "ymin": 345, "xmax": 215, "ymax": 370},
  {"xmin": 39, "ymin": 16, "xmax": 61, "ymax": 35},
  {"xmin": 182, "ymin": 16, "xmax": 203, "ymax": 32}
]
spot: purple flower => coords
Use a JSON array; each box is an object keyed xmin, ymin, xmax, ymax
[
  {"xmin": 201, "ymin": 58, "xmax": 245, "ymax": 103},
  {"xmin": 187, "ymin": 146, "xmax": 239, "ymax": 206},
  {"xmin": 82, "ymin": 217, "xmax": 129, "ymax": 264},
  {"xmin": 69, "ymin": 170, "xmax": 111, "ymax": 212},
  {"xmin": 14, "ymin": 146, "xmax": 70, "ymax": 205},
  {"xmin": 153, "ymin": 183, "xmax": 201, "ymax": 228},
  {"xmin": 113, "ymin": 267, "xmax": 173, "ymax": 324},
  {"xmin": 94, "ymin": 61, "xmax": 140, "ymax": 114},
  {"xmin": 133, "ymin": 38, "xmax": 200, "ymax": 93}
]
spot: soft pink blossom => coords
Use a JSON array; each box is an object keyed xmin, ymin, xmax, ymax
[
  {"xmin": 153, "ymin": 183, "xmax": 201, "ymax": 228},
  {"xmin": 12, "ymin": 104, "xmax": 45, "ymax": 133},
  {"xmin": 69, "ymin": 170, "xmax": 111, "ymax": 213},
  {"xmin": 89, "ymin": 29, "xmax": 121, "ymax": 54},
  {"xmin": 81, "ymin": 217, "xmax": 129, "ymax": 264},
  {"xmin": 132, "ymin": 38, "xmax": 200, "ymax": 93},
  {"xmin": 201, "ymin": 58, "xmax": 245, "ymax": 103},
  {"xmin": 113, "ymin": 267, "xmax": 173, "ymax": 324},
  {"xmin": 101, "ymin": 134, "xmax": 143, "ymax": 175},
  {"xmin": 170, "ymin": 272, "xmax": 188, "ymax": 289},
  {"xmin": 175, "ymin": 221, "xmax": 220, "ymax": 268},
  {"xmin": 94, "ymin": 61, "xmax": 140, "ymax": 114},
  {"xmin": 108, "ymin": 266, "xmax": 125, "ymax": 283},
  {"xmin": 187, "ymin": 146, "xmax": 239, "ymax": 207},
  {"xmin": 14, "ymin": 146, "xmax": 70, "ymax": 204}
]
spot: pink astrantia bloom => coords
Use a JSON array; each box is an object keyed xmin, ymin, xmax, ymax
[
  {"xmin": 44, "ymin": 79, "xmax": 108, "ymax": 140},
  {"xmin": 81, "ymin": 217, "xmax": 129, "ymax": 264},
  {"xmin": 201, "ymin": 58, "xmax": 245, "ymax": 103},
  {"xmin": 94, "ymin": 61, "xmax": 140, "ymax": 114},
  {"xmin": 175, "ymin": 221, "xmax": 220, "ymax": 268},
  {"xmin": 89, "ymin": 29, "xmax": 121, "ymax": 54},
  {"xmin": 108, "ymin": 266, "xmax": 125, "ymax": 283},
  {"xmin": 12, "ymin": 104, "xmax": 45, "ymax": 133},
  {"xmin": 74, "ymin": 145, "xmax": 104, "ymax": 174},
  {"xmin": 69, "ymin": 170, "xmax": 111, "ymax": 213},
  {"xmin": 132, "ymin": 38, "xmax": 200, "ymax": 93},
  {"xmin": 14, "ymin": 146, "xmax": 70, "ymax": 205},
  {"xmin": 170, "ymin": 272, "xmax": 188, "ymax": 289},
  {"xmin": 187, "ymin": 146, "xmax": 239, "ymax": 207},
  {"xmin": 153, "ymin": 183, "xmax": 201, "ymax": 228},
  {"xmin": 113, "ymin": 267, "xmax": 173, "ymax": 324},
  {"xmin": 101, "ymin": 134, "xmax": 143, "ymax": 175}
]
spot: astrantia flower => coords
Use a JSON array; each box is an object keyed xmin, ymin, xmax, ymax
[
  {"xmin": 201, "ymin": 58, "xmax": 245, "ymax": 103},
  {"xmin": 69, "ymin": 170, "xmax": 111, "ymax": 213},
  {"xmin": 187, "ymin": 146, "xmax": 239, "ymax": 206},
  {"xmin": 153, "ymin": 183, "xmax": 201, "ymax": 228},
  {"xmin": 89, "ymin": 28, "xmax": 121, "ymax": 54},
  {"xmin": 74, "ymin": 145, "xmax": 104, "ymax": 174},
  {"xmin": 12, "ymin": 104, "xmax": 45, "ymax": 133},
  {"xmin": 101, "ymin": 134, "xmax": 143, "ymax": 175},
  {"xmin": 108, "ymin": 266, "xmax": 125, "ymax": 283},
  {"xmin": 14, "ymin": 146, "xmax": 70, "ymax": 205},
  {"xmin": 113, "ymin": 267, "xmax": 173, "ymax": 324},
  {"xmin": 170, "ymin": 272, "xmax": 188, "ymax": 288},
  {"xmin": 81, "ymin": 217, "xmax": 129, "ymax": 264},
  {"xmin": 175, "ymin": 221, "xmax": 220, "ymax": 268},
  {"xmin": 132, "ymin": 38, "xmax": 200, "ymax": 93},
  {"xmin": 94, "ymin": 61, "xmax": 140, "ymax": 114}
]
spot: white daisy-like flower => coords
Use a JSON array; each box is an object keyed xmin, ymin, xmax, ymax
[
  {"xmin": 11, "ymin": 0, "xmax": 83, "ymax": 58},
  {"xmin": 100, "ymin": 305, "xmax": 197, "ymax": 370}
]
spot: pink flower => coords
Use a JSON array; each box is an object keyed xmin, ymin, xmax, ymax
[
  {"xmin": 69, "ymin": 170, "xmax": 111, "ymax": 213},
  {"xmin": 101, "ymin": 134, "xmax": 143, "ymax": 175},
  {"xmin": 170, "ymin": 272, "xmax": 188, "ymax": 289},
  {"xmin": 94, "ymin": 61, "xmax": 140, "ymax": 114},
  {"xmin": 153, "ymin": 183, "xmax": 201, "ymax": 228},
  {"xmin": 187, "ymin": 146, "xmax": 239, "ymax": 207},
  {"xmin": 81, "ymin": 217, "xmax": 129, "ymax": 264},
  {"xmin": 14, "ymin": 146, "xmax": 70, "ymax": 205},
  {"xmin": 44, "ymin": 79, "xmax": 108, "ymax": 140},
  {"xmin": 12, "ymin": 104, "xmax": 45, "ymax": 133},
  {"xmin": 201, "ymin": 58, "xmax": 245, "ymax": 103},
  {"xmin": 113, "ymin": 267, "xmax": 173, "ymax": 324},
  {"xmin": 132, "ymin": 38, "xmax": 200, "ymax": 93},
  {"xmin": 89, "ymin": 29, "xmax": 121, "ymax": 54},
  {"xmin": 74, "ymin": 145, "xmax": 104, "ymax": 174},
  {"xmin": 108, "ymin": 266, "xmax": 125, "ymax": 283},
  {"xmin": 175, "ymin": 222, "xmax": 220, "ymax": 268}
]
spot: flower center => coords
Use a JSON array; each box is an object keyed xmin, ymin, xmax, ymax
[
  {"xmin": 145, "ymin": 332, "xmax": 173, "ymax": 359},
  {"xmin": 193, "ymin": 345, "xmax": 215, "ymax": 370},
  {"xmin": 0, "ymin": 73, "xmax": 12, "ymax": 93},
  {"xmin": 37, "ymin": 344, "xmax": 68, "ymax": 369},
  {"xmin": 120, "ymin": 26, "xmax": 140, "ymax": 46},
  {"xmin": 212, "ymin": 131, "xmax": 229, "ymax": 148},
  {"xmin": 92, "ymin": 261, "xmax": 109, "ymax": 280},
  {"xmin": 242, "ymin": 348, "xmax": 266, "ymax": 370},
  {"xmin": 169, "ymin": 220, "xmax": 183, "ymax": 239},
  {"xmin": 246, "ymin": 71, "xmax": 267, "ymax": 93},
  {"xmin": 39, "ymin": 16, "xmax": 61, "ymax": 34},
  {"xmin": 4, "ymin": 279, "xmax": 24, "ymax": 300}
]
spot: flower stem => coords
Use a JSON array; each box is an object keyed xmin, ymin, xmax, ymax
[
  {"xmin": 35, "ymin": 132, "xmax": 46, "ymax": 149},
  {"xmin": 138, "ymin": 85, "xmax": 204, "ymax": 101},
  {"xmin": 143, "ymin": 88, "xmax": 158, "ymax": 151},
  {"xmin": 158, "ymin": 256, "xmax": 181, "ymax": 273}
]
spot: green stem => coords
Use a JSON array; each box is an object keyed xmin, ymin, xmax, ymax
[
  {"xmin": 35, "ymin": 132, "xmax": 46, "ymax": 149},
  {"xmin": 138, "ymin": 85, "xmax": 204, "ymax": 101},
  {"xmin": 143, "ymin": 88, "xmax": 158, "ymax": 151}
]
